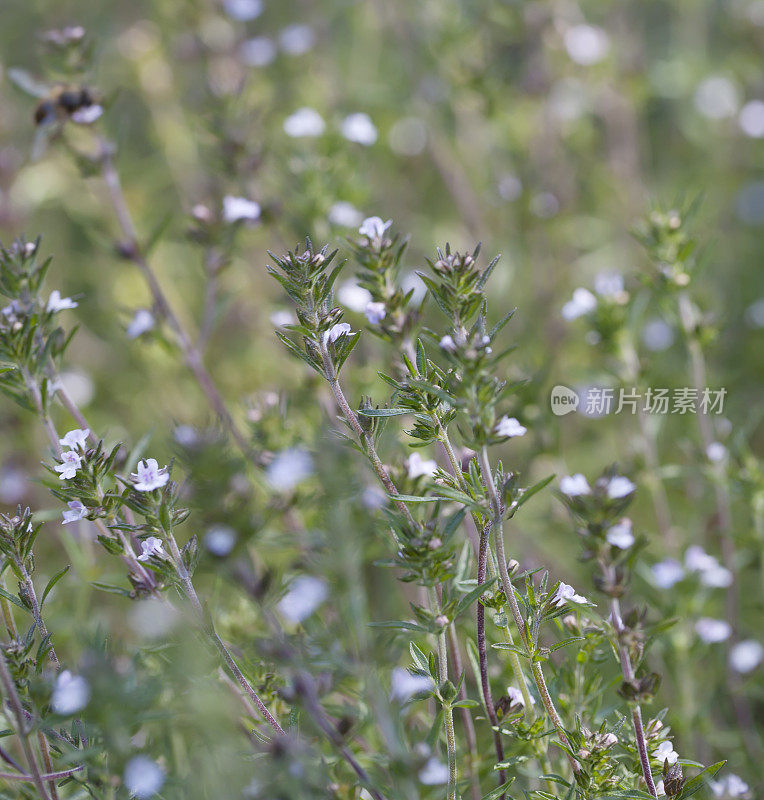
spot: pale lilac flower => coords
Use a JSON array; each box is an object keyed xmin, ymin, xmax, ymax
[
  {"xmin": 124, "ymin": 756, "xmax": 165, "ymax": 799},
  {"xmin": 418, "ymin": 757, "xmax": 450, "ymax": 785},
  {"xmin": 642, "ymin": 318, "xmax": 675, "ymax": 351},
  {"xmin": 364, "ymin": 302, "xmax": 386, "ymax": 325},
  {"xmin": 653, "ymin": 740, "xmax": 678, "ymax": 765},
  {"xmin": 600, "ymin": 732, "xmax": 618, "ymax": 748},
  {"xmin": 506, "ymin": 686, "xmax": 535, "ymax": 708},
  {"xmin": 173, "ymin": 425, "xmax": 198, "ymax": 447},
  {"xmin": 439, "ymin": 334, "xmax": 457, "ymax": 353},
  {"xmin": 223, "ymin": 0, "xmax": 263, "ymax": 21},
  {"xmin": 62, "ymin": 500, "xmax": 87, "ymax": 525},
  {"xmin": 684, "ymin": 545, "xmax": 717, "ymax": 572},
  {"xmin": 239, "ymin": 36, "xmax": 277, "ymax": 67},
  {"xmin": 266, "ymin": 448, "xmax": 313, "ymax": 491},
  {"xmin": 278, "ymin": 575, "xmax": 328, "ymax": 623},
  {"xmin": 341, "ymin": 113, "xmax": 378, "ymax": 145},
  {"xmin": 337, "ymin": 281, "xmax": 372, "ymax": 312},
  {"xmin": 51, "ymin": 670, "xmax": 90, "ymax": 714},
  {"xmin": 283, "ymin": 107, "xmax": 325, "ymax": 137},
  {"xmin": 709, "ymin": 774, "xmax": 750, "ymax": 798},
  {"xmin": 279, "ymin": 24, "xmax": 315, "ymax": 56},
  {"xmin": 739, "ymin": 100, "xmax": 764, "ymax": 138},
  {"xmin": 389, "ymin": 667, "xmax": 433, "ymax": 701},
  {"xmin": 127, "ymin": 309, "xmax": 155, "ymax": 339},
  {"xmin": 651, "ymin": 559, "xmax": 684, "ymax": 589},
  {"xmin": 553, "ymin": 582, "xmax": 590, "ymax": 607},
  {"xmin": 203, "ymin": 525, "xmax": 237, "ymax": 557},
  {"xmin": 606, "ymin": 518, "xmax": 634, "ymax": 549},
  {"xmin": 55, "ymin": 450, "xmax": 82, "ymax": 480},
  {"xmin": 358, "ymin": 216, "xmax": 392, "ymax": 241},
  {"xmin": 700, "ymin": 563, "xmax": 733, "ymax": 588},
  {"xmin": 406, "ymin": 452, "xmax": 438, "ymax": 479},
  {"xmin": 561, "ymin": 288, "xmax": 597, "ymax": 321},
  {"xmin": 222, "ymin": 195, "xmax": 261, "ymax": 224},
  {"xmin": 606, "ymin": 476, "xmax": 636, "ymax": 499},
  {"xmin": 495, "ymin": 416, "xmax": 527, "ymax": 438},
  {"xmin": 361, "ymin": 486, "xmax": 387, "ymax": 510},
  {"xmin": 706, "ymin": 441, "xmax": 727, "ymax": 462},
  {"xmin": 59, "ymin": 428, "xmax": 89, "ymax": 450},
  {"xmin": 137, "ymin": 536, "xmax": 165, "ymax": 562},
  {"xmin": 131, "ymin": 459, "xmax": 169, "ymax": 492},
  {"xmin": 559, "ymin": 473, "xmax": 591, "ymax": 496},
  {"xmin": 328, "ymin": 201, "xmax": 363, "ymax": 228},
  {"xmin": 593, "ymin": 272, "xmax": 624, "ymax": 297},
  {"xmin": 70, "ymin": 105, "xmax": 103, "ymax": 125},
  {"xmin": 695, "ymin": 617, "xmax": 732, "ymax": 643},
  {"xmin": 323, "ymin": 322, "xmax": 352, "ymax": 345},
  {"xmin": 729, "ymin": 640, "xmax": 763, "ymax": 673},
  {"xmin": 564, "ymin": 24, "xmax": 610, "ymax": 65},
  {"xmin": 47, "ymin": 290, "xmax": 78, "ymax": 313}
]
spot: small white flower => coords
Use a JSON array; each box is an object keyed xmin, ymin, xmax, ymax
[
  {"xmin": 127, "ymin": 309, "xmax": 155, "ymax": 339},
  {"xmin": 239, "ymin": 36, "xmax": 277, "ymax": 67},
  {"xmin": 174, "ymin": 425, "xmax": 198, "ymax": 447},
  {"xmin": 606, "ymin": 476, "xmax": 636, "ymax": 499},
  {"xmin": 131, "ymin": 459, "xmax": 170, "ymax": 492},
  {"xmin": 699, "ymin": 563, "xmax": 733, "ymax": 588},
  {"xmin": 47, "ymin": 290, "xmax": 78, "ymax": 313},
  {"xmin": 323, "ymin": 322, "xmax": 352, "ymax": 345},
  {"xmin": 51, "ymin": 670, "xmax": 90, "ymax": 714},
  {"xmin": 694, "ymin": 76, "xmax": 740, "ymax": 120},
  {"xmin": 706, "ymin": 441, "xmax": 727, "ymax": 462},
  {"xmin": 222, "ymin": 195, "xmax": 261, "ymax": 224},
  {"xmin": 439, "ymin": 334, "xmax": 457, "ymax": 353},
  {"xmin": 553, "ymin": 582, "xmax": 590, "ymax": 607},
  {"xmin": 561, "ymin": 287, "xmax": 597, "ymax": 321},
  {"xmin": 337, "ymin": 281, "xmax": 372, "ymax": 312},
  {"xmin": 137, "ymin": 536, "xmax": 165, "ymax": 562},
  {"xmin": 564, "ymin": 24, "xmax": 610, "ymax": 65},
  {"xmin": 506, "ymin": 686, "xmax": 535, "ymax": 708},
  {"xmin": 642, "ymin": 318, "xmax": 675, "ymax": 351},
  {"xmin": 283, "ymin": 107, "xmax": 325, "ymax": 137},
  {"xmin": 341, "ymin": 112, "xmax": 378, "ymax": 145},
  {"xmin": 278, "ymin": 575, "xmax": 328, "ymax": 623},
  {"xmin": 418, "ymin": 757, "xmax": 450, "ymax": 786},
  {"xmin": 600, "ymin": 732, "xmax": 618, "ymax": 748},
  {"xmin": 729, "ymin": 639, "xmax": 764, "ymax": 674},
  {"xmin": 651, "ymin": 559, "xmax": 685, "ymax": 589},
  {"xmin": 606, "ymin": 518, "xmax": 635, "ymax": 549},
  {"xmin": 70, "ymin": 104, "xmax": 103, "ymax": 125},
  {"xmin": 559, "ymin": 473, "xmax": 591, "ymax": 496},
  {"xmin": 494, "ymin": 416, "xmax": 527, "ymax": 438},
  {"xmin": 401, "ymin": 272, "xmax": 427, "ymax": 305},
  {"xmin": 223, "ymin": 0, "xmax": 263, "ymax": 21},
  {"xmin": 406, "ymin": 452, "xmax": 438, "ymax": 480},
  {"xmin": 203, "ymin": 525, "xmax": 237, "ymax": 557},
  {"xmin": 328, "ymin": 201, "xmax": 363, "ymax": 228},
  {"xmin": 266, "ymin": 448, "xmax": 314, "ymax": 491},
  {"xmin": 364, "ymin": 302, "xmax": 386, "ymax": 325},
  {"xmin": 389, "ymin": 667, "xmax": 433, "ymax": 702},
  {"xmin": 655, "ymin": 779, "xmax": 666, "ymax": 797},
  {"xmin": 653, "ymin": 740, "xmax": 678, "ymax": 765},
  {"xmin": 739, "ymin": 99, "xmax": 764, "ymax": 138},
  {"xmin": 55, "ymin": 450, "xmax": 82, "ymax": 480},
  {"xmin": 695, "ymin": 617, "xmax": 732, "ymax": 644},
  {"xmin": 279, "ymin": 24, "xmax": 315, "ymax": 56},
  {"xmin": 124, "ymin": 756, "xmax": 165, "ymax": 799},
  {"xmin": 593, "ymin": 272, "xmax": 624, "ymax": 297},
  {"xmin": 684, "ymin": 545, "xmax": 718, "ymax": 572},
  {"xmin": 358, "ymin": 216, "xmax": 392, "ymax": 241},
  {"xmin": 709, "ymin": 774, "xmax": 750, "ymax": 798},
  {"xmin": 62, "ymin": 500, "xmax": 87, "ymax": 525},
  {"xmin": 59, "ymin": 428, "xmax": 90, "ymax": 450}
]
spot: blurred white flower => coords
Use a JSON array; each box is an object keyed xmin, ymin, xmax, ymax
[
  {"xmin": 270, "ymin": 309, "xmax": 295, "ymax": 327},
  {"xmin": 62, "ymin": 500, "xmax": 87, "ymax": 525},
  {"xmin": 729, "ymin": 640, "xmax": 763, "ymax": 673},
  {"xmin": 341, "ymin": 112, "xmax": 378, "ymax": 145},
  {"xmin": 553, "ymin": 582, "xmax": 589, "ymax": 607},
  {"xmin": 70, "ymin": 105, "xmax": 103, "ymax": 125},
  {"xmin": 278, "ymin": 575, "xmax": 328, "ymax": 623},
  {"xmin": 653, "ymin": 740, "xmax": 678, "ymax": 765},
  {"xmin": 266, "ymin": 448, "xmax": 314, "ymax": 491},
  {"xmin": 593, "ymin": 272, "xmax": 624, "ymax": 297},
  {"xmin": 694, "ymin": 76, "xmax": 740, "ymax": 120},
  {"xmin": 0, "ymin": 466, "xmax": 27, "ymax": 504},
  {"xmin": 124, "ymin": 756, "xmax": 165, "ymax": 799},
  {"xmin": 174, "ymin": 425, "xmax": 198, "ymax": 447},
  {"xmin": 361, "ymin": 485, "xmax": 387, "ymax": 509},
  {"xmin": 131, "ymin": 459, "xmax": 169, "ymax": 492},
  {"xmin": 607, "ymin": 476, "xmax": 636, "ymax": 499},
  {"xmin": 656, "ymin": 779, "xmax": 666, "ymax": 797},
  {"xmin": 684, "ymin": 545, "xmax": 717, "ymax": 572},
  {"xmin": 564, "ymin": 24, "xmax": 610, "ymax": 65},
  {"xmin": 744, "ymin": 298, "xmax": 764, "ymax": 328},
  {"xmin": 401, "ymin": 272, "xmax": 427, "ymax": 305},
  {"xmin": 323, "ymin": 322, "xmax": 352, "ymax": 344},
  {"xmin": 418, "ymin": 757, "xmax": 450, "ymax": 785},
  {"xmin": 695, "ymin": 617, "xmax": 732, "ymax": 643},
  {"xmin": 223, "ymin": 0, "xmax": 262, "ymax": 21},
  {"xmin": 204, "ymin": 525, "xmax": 237, "ymax": 556},
  {"xmin": 651, "ymin": 559, "xmax": 684, "ymax": 589},
  {"xmin": 60, "ymin": 428, "xmax": 89, "ymax": 450},
  {"xmin": 279, "ymin": 25, "xmax": 315, "ymax": 56},
  {"xmin": 283, "ymin": 107, "xmax": 325, "ymax": 137},
  {"xmin": 739, "ymin": 100, "xmax": 764, "ymax": 138},
  {"xmin": 406, "ymin": 452, "xmax": 438, "ymax": 479},
  {"xmin": 128, "ymin": 597, "xmax": 179, "ymax": 639},
  {"xmin": 127, "ymin": 309, "xmax": 155, "ymax": 339},
  {"xmin": 389, "ymin": 667, "xmax": 432, "ymax": 701},
  {"xmin": 55, "ymin": 450, "xmax": 82, "ymax": 480},
  {"xmin": 495, "ymin": 416, "xmax": 527, "ymax": 438},
  {"xmin": 240, "ymin": 36, "xmax": 277, "ymax": 67},
  {"xmin": 498, "ymin": 173, "xmax": 523, "ymax": 201},
  {"xmin": 606, "ymin": 518, "xmax": 634, "ymax": 549},
  {"xmin": 560, "ymin": 474, "xmax": 590, "ymax": 496},
  {"xmin": 222, "ymin": 195, "xmax": 261, "ymax": 223},
  {"xmin": 55, "ymin": 369, "xmax": 94, "ymax": 407},
  {"xmin": 47, "ymin": 290, "xmax": 78, "ymax": 313},
  {"xmin": 364, "ymin": 302, "xmax": 386, "ymax": 325},
  {"xmin": 641, "ymin": 318, "xmax": 675, "ymax": 351},
  {"xmin": 358, "ymin": 216, "xmax": 392, "ymax": 240},
  {"xmin": 439, "ymin": 334, "xmax": 457, "ymax": 353},
  {"xmin": 328, "ymin": 201, "xmax": 363, "ymax": 228},
  {"xmin": 706, "ymin": 441, "xmax": 727, "ymax": 462},
  {"xmin": 700, "ymin": 563, "xmax": 733, "ymax": 588},
  {"xmin": 531, "ymin": 191, "xmax": 560, "ymax": 218},
  {"xmin": 561, "ymin": 287, "xmax": 597, "ymax": 320},
  {"xmin": 137, "ymin": 536, "xmax": 165, "ymax": 562},
  {"xmin": 51, "ymin": 670, "xmax": 90, "ymax": 715},
  {"xmin": 506, "ymin": 686, "xmax": 535, "ymax": 707},
  {"xmin": 709, "ymin": 774, "xmax": 750, "ymax": 798},
  {"xmin": 337, "ymin": 281, "xmax": 372, "ymax": 312}
]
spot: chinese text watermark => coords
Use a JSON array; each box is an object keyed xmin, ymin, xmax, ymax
[{"xmin": 550, "ymin": 384, "xmax": 727, "ymax": 417}]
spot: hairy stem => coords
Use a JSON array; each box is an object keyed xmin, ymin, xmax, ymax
[
  {"xmin": 16, "ymin": 561, "xmax": 59, "ymax": 671},
  {"xmin": 430, "ymin": 588, "xmax": 457, "ymax": 800}
]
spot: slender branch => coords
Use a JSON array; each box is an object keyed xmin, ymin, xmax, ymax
[
  {"xmin": 36, "ymin": 731, "xmax": 60, "ymax": 800},
  {"xmin": 430, "ymin": 588, "xmax": 457, "ymax": 800},
  {"xmin": 16, "ymin": 560, "xmax": 59, "ymax": 671},
  {"xmin": 0, "ymin": 765, "xmax": 82, "ymax": 782}
]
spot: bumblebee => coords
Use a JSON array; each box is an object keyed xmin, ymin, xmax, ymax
[{"xmin": 33, "ymin": 86, "xmax": 98, "ymax": 126}]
